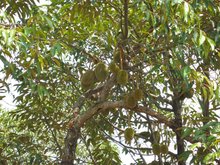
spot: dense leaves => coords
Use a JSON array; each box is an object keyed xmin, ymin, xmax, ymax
[{"xmin": 0, "ymin": 0, "xmax": 220, "ymax": 164}]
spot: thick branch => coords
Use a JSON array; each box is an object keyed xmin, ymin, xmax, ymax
[{"xmin": 78, "ymin": 101, "xmax": 124, "ymax": 127}]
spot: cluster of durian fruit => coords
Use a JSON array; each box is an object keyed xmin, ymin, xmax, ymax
[
  {"xmin": 80, "ymin": 62, "xmax": 108, "ymax": 90},
  {"xmin": 80, "ymin": 61, "xmax": 129, "ymax": 90},
  {"xmin": 152, "ymin": 143, "xmax": 169, "ymax": 155},
  {"xmin": 124, "ymin": 88, "xmax": 144, "ymax": 108}
]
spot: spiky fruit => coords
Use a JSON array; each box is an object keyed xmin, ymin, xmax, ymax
[
  {"xmin": 152, "ymin": 143, "xmax": 161, "ymax": 155},
  {"xmin": 117, "ymin": 70, "xmax": 128, "ymax": 85},
  {"xmin": 160, "ymin": 144, "xmax": 168, "ymax": 154},
  {"xmin": 150, "ymin": 161, "xmax": 160, "ymax": 165},
  {"xmin": 124, "ymin": 127, "xmax": 135, "ymax": 144},
  {"xmin": 124, "ymin": 94, "xmax": 137, "ymax": 109},
  {"xmin": 133, "ymin": 88, "xmax": 144, "ymax": 101},
  {"xmin": 94, "ymin": 62, "xmax": 108, "ymax": 82},
  {"xmin": 109, "ymin": 62, "xmax": 120, "ymax": 74},
  {"xmin": 81, "ymin": 70, "xmax": 96, "ymax": 89}
]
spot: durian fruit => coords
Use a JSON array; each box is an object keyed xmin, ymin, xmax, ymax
[
  {"xmin": 160, "ymin": 144, "xmax": 168, "ymax": 154},
  {"xmin": 81, "ymin": 70, "xmax": 96, "ymax": 89},
  {"xmin": 108, "ymin": 62, "xmax": 120, "ymax": 74},
  {"xmin": 133, "ymin": 88, "xmax": 144, "ymax": 101},
  {"xmin": 124, "ymin": 94, "xmax": 137, "ymax": 109},
  {"xmin": 117, "ymin": 70, "xmax": 128, "ymax": 85},
  {"xmin": 94, "ymin": 62, "xmax": 108, "ymax": 82},
  {"xmin": 152, "ymin": 143, "xmax": 161, "ymax": 155},
  {"xmin": 124, "ymin": 127, "xmax": 135, "ymax": 144},
  {"xmin": 149, "ymin": 161, "xmax": 160, "ymax": 165}
]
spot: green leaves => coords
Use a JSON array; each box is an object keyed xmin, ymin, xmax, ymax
[
  {"xmin": 182, "ymin": 127, "xmax": 194, "ymax": 139},
  {"xmin": 92, "ymin": 141, "xmax": 121, "ymax": 165},
  {"xmin": 178, "ymin": 151, "xmax": 192, "ymax": 162}
]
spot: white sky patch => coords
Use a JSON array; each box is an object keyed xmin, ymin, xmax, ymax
[{"xmin": 0, "ymin": 62, "xmax": 17, "ymax": 110}]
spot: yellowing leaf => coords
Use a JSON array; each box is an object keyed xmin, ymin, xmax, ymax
[
  {"xmin": 52, "ymin": 57, "xmax": 61, "ymax": 67},
  {"xmin": 38, "ymin": 55, "xmax": 45, "ymax": 70}
]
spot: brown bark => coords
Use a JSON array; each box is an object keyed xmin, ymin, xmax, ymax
[
  {"xmin": 202, "ymin": 68, "xmax": 210, "ymax": 126},
  {"xmin": 172, "ymin": 99, "xmax": 185, "ymax": 165},
  {"xmin": 61, "ymin": 124, "xmax": 80, "ymax": 165}
]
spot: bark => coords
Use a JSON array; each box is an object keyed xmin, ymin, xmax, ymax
[
  {"xmin": 172, "ymin": 99, "xmax": 185, "ymax": 165},
  {"xmin": 202, "ymin": 69, "xmax": 210, "ymax": 126},
  {"xmin": 202, "ymin": 99, "xmax": 209, "ymax": 125},
  {"xmin": 61, "ymin": 124, "xmax": 80, "ymax": 165}
]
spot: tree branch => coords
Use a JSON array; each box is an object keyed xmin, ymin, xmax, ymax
[
  {"xmin": 78, "ymin": 101, "xmax": 124, "ymax": 127},
  {"xmin": 123, "ymin": 0, "xmax": 129, "ymax": 39}
]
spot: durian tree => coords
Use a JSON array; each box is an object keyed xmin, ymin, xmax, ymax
[{"xmin": 0, "ymin": 0, "xmax": 220, "ymax": 165}]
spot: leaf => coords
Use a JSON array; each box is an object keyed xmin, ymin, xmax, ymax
[
  {"xmin": 0, "ymin": 96, "xmax": 5, "ymax": 100},
  {"xmin": 2, "ymin": 29, "xmax": 9, "ymax": 44},
  {"xmin": 181, "ymin": 66, "xmax": 190, "ymax": 80},
  {"xmin": 52, "ymin": 57, "xmax": 61, "ymax": 67},
  {"xmin": 38, "ymin": 55, "xmax": 45, "ymax": 70},
  {"xmin": 198, "ymin": 30, "xmax": 206, "ymax": 46},
  {"xmin": 189, "ymin": 143, "xmax": 200, "ymax": 150},
  {"xmin": 201, "ymin": 86, "xmax": 208, "ymax": 101},
  {"xmin": 3, "ymin": 49, "xmax": 12, "ymax": 58},
  {"xmin": 44, "ymin": 16, "xmax": 54, "ymax": 29},
  {"xmin": 207, "ymin": 37, "xmax": 215, "ymax": 50},
  {"xmin": 183, "ymin": 2, "xmax": 189, "ymax": 22},
  {"xmin": 182, "ymin": 127, "xmax": 193, "ymax": 138},
  {"xmin": 178, "ymin": 151, "xmax": 192, "ymax": 161}
]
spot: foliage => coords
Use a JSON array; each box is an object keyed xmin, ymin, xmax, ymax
[
  {"xmin": 0, "ymin": 0, "xmax": 220, "ymax": 164},
  {"xmin": 0, "ymin": 107, "xmax": 57, "ymax": 164}
]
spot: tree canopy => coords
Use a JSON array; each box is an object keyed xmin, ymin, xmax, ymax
[{"xmin": 0, "ymin": 0, "xmax": 220, "ymax": 164}]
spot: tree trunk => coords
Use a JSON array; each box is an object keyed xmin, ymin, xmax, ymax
[
  {"xmin": 61, "ymin": 125, "xmax": 80, "ymax": 165},
  {"xmin": 202, "ymin": 69, "xmax": 210, "ymax": 126},
  {"xmin": 173, "ymin": 99, "xmax": 185, "ymax": 165}
]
